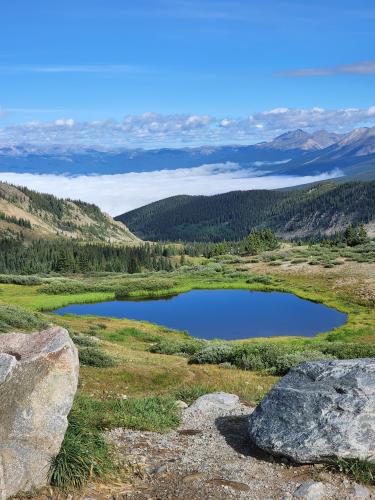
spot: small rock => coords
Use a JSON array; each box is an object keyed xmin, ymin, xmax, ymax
[
  {"xmin": 175, "ymin": 400, "xmax": 188, "ymax": 409},
  {"xmin": 293, "ymin": 481, "xmax": 326, "ymax": 499},
  {"xmin": 145, "ymin": 464, "xmax": 167, "ymax": 474},
  {"xmin": 349, "ymin": 483, "xmax": 370, "ymax": 498},
  {"xmin": 282, "ymin": 494, "xmax": 293, "ymax": 500}
]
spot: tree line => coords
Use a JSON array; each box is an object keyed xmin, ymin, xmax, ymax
[{"xmin": 0, "ymin": 237, "xmax": 175, "ymax": 274}]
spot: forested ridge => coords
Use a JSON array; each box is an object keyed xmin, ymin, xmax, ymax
[
  {"xmin": 0, "ymin": 182, "xmax": 137, "ymax": 243},
  {"xmin": 116, "ymin": 181, "xmax": 375, "ymax": 242}
]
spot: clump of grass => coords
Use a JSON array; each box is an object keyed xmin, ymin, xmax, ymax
[
  {"xmin": 78, "ymin": 346, "xmax": 117, "ymax": 367},
  {"xmin": 0, "ymin": 303, "xmax": 48, "ymax": 332},
  {"xmin": 327, "ymin": 458, "xmax": 375, "ymax": 485},
  {"xmin": 50, "ymin": 392, "xmax": 181, "ymax": 490},
  {"xmin": 49, "ymin": 396, "xmax": 114, "ymax": 489},
  {"xmin": 76, "ymin": 393, "xmax": 180, "ymax": 432},
  {"xmin": 174, "ymin": 383, "xmax": 216, "ymax": 405}
]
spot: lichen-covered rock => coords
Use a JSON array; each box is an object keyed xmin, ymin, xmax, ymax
[
  {"xmin": 248, "ymin": 359, "xmax": 375, "ymax": 463},
  {"xmin": 0, "ymin": 327, "xmax": 79, "ymax": 499}
]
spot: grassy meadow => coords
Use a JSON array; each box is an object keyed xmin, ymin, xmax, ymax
[{"xmin": 1, "ymin": 241, "xmax": 375, "ymax": 490}]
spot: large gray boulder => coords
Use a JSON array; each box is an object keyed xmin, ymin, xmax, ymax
[
  {"xmin": 0, "ymin": 327, "xmax": 79, "ymax": 499},
  {"xmin": 248, "ymin": 359, "xmax": 375, "ymax": 463}
]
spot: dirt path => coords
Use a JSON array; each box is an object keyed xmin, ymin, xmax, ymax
[{"xmin": 106, "ymin": 394, "xmax": 374, "ymax": 500}]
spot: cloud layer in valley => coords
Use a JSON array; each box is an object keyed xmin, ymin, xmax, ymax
[
  {"xmin": 1, "ymin": 108, "xmax": 375, "ymax": 147},
  {"xmin": 0, "ymin": 164, "xmax": 343, "ymax": 215}
]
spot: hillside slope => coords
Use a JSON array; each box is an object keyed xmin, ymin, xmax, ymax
[
  {"xmin": 116, "ymin": 181, "xmax": 375, "ymax": 242},
  {"xmin": 0, "ymin": 182, "xmax": 138, "ymax": 243}
]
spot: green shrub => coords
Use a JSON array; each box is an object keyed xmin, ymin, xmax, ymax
[
  {"xmin": 0, "ymin": 303, "xmax": 48, "ymax": 332},
  {"xmin": 313, "ymin": 342, "xmax": 375, "ymax": 359},
  {"xmin": 149, "ymin": 338, "xmax": 205, "ymax": 356},
  {"xmin": 70, "ymin": 334, "xmax": 97, "ymax": 348},
  {"xmin": 271, "ymin": 350, "xmax": 336, "ymax": 376},
  {"xmin": 78, "ymin": 346, "xmax": 117, "ymax": 367},
  {"xmin": 0, "ymin": 274, "xmax": 46, "ymax": 285},
  {"xmin": 189, "ymin": 343, "xmax": 235, "ymax": 364},
  {"xmin": 190, "ymin": 342, "xmax": 338, "ymax": 376},
  {"xmin": 114, "ymin": 278, "xmax": 176, "ymax": 298},
  {"xmin": 246, "ymin": 274, "xmax": 273, "ymax": 285}
]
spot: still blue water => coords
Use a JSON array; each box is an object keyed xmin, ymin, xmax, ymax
[{"xmin": 53, "ymin": 289, "xmax": 347, "ymax": 340}]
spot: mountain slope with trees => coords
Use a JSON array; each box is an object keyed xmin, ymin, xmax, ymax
[
  {"xmin": 116, "ymin": 181, "xmax": 375, "ymax": 242},
  {"xmin": 0, "ymin": 182, "xmax": 138, "ymax": 244}
]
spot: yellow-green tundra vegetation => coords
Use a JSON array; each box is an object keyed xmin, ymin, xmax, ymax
[{"xmin": 1, "ymin": 242, "xmax": 375, "ymax": 492}]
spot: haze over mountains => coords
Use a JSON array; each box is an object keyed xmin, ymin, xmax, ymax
[{"xmin": 0, "ymin": 126, "xmax": 375, "ymax": 181}]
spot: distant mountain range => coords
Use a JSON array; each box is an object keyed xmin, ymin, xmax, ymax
[
  {"xmin": 115, "ymin": 181, "xmax": 375, "ymax": 242},
  {"xmin": 1, "ymin": 126, "xmax": 375, "ymax": 180},
  {"xmin": 0, "ymin": 182, "xmax": 138, "ymax": 243}
]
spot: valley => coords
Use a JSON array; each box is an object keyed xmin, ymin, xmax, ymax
[{"xmin": 0, "ymin": 240, "xmax": 375, "ymax": 497}]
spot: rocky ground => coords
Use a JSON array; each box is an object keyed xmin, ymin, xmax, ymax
[{"xmin": 103, "ymin": 393, "xmax": 374, "ymax": 500}]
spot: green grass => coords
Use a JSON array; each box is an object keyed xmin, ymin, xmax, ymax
[
  {"xmin": 174, "ymin": 383, "xmax": 216, "ymax": 404},
  {"xmin": 50, "ymin": 392, "xmax": 181, "ymax": 490},
  {"xmin": 328, "ymin": 458, "xmax": 375, "ymax": 485},
  {"xmin": 72, "ymin": 393, "xmax": 181, "ymax": 433},
  {"xmin": 78, "ymin": 345, "xmax": 117, "ymax": 367},
  {"xmin": 49, "ymin": 395, "xmax": 114, "ymax": 490},
  {"xmin": 0, "ymin": 303, "xmax": 48, "ymax": 332}
]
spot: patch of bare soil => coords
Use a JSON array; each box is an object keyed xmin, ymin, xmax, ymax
[{"xmin": 103, "ymin": 394, "xmax": 374, "ymax": 500}]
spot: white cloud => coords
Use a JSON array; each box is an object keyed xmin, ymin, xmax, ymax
[
  {"xmin": 0, "ymin": 108, "xmax": 374, "ymax": 147},
  {"xmin": 0, "ymin": 165, "xmax": 343, "ymax": 215},
  {"xmin": 278, "ymin": 60, "xmax": 375, "ymax": 77},
  {"xmin": 0, "ymin": 64, "xmax": 143, "ymax": 74}
]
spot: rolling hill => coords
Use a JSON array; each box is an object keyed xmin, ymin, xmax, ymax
[
  {"xmin": 116, "ymin": 181, "xmax": 375, "ymax": 242},
  {"xmin": 0, "ymin": 182, "xmax": 138, "ymax": 244}
]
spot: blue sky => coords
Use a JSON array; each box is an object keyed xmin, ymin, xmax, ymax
[
  {"xmin": 1, "ymin": 0, "xmax": 375, "ymax": 147},
  {"xmin": 0, "ymin": 0, "xmax": 375, "ymax": 211}
]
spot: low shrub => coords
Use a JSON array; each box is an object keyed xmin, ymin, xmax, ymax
[
  {"xmin": 270, "ymin": 350, "xmax": 336, "ymax": 376},
  {"xmin": 313, "ymin": 342, "xmax": 375, "ymax": 359},
  {"xmin": 149, "ymin": 338, "xmax": 205, "ymax": 356},
  {"xmin": 78, "ymin": 346, "xmax": 117, "ymax": 367},
  {"xmin": 70, "ymin": 333, "xmax": 97, "ymax": 348},
  {"xmin": 114, "ymin": 278, "xmax": 176, "ymax": 298},
  {"xmin": 0, "ymin": 303, "xmax": 48, "ymax": 332},
  {"xmin": 0, "ymin": 274, "xmax": 46, "ymax": 285},
  {"xmin": 189, "ymin": 343, "xmax": 235, "ymax": 364}
]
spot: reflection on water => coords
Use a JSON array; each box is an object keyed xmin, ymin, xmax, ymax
[{"xmin": 54, "ymin": 289, "xmax": 347, "ymax": 340}]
